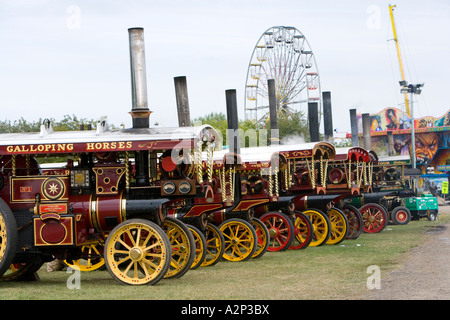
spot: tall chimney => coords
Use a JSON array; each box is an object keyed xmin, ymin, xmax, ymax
[
  {"xmin": 349, "ymin": 109, "xmax": 359, "ymax": 147},
  {"xmin": 308, "ymin": 102, "xmax": 320, "ymax": 142},
  {"xmin": 268, "ymin": 79, "xmax": 279, "ymax": 145},
  {"xmin": 225, "ymin": 89, "xmax": 241, "ymax": 202},
  {"xmin": 128, "ymin": 27, "xmax": 151, "ymax": 129},
  {"xmin": 322, "ymin": 91, "xmax": 333, "ymax": 142},
  {"xmin": 174, "ymin": 76, "xmax": 191, "ymax": 127},
  {"xmin": 362, "ymin": 113, "xmax": 372, "ymax": 150},
  {"xmin": 225, "ymin": 89, "xmax": 240, "ymax": 156}
]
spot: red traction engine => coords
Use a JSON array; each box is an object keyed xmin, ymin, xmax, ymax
[
  {"xmin": 256, "ymin": 142, "xmax": 344, "ymax": 248},
  {"xmin": 0, "ymin": 123, "xmax": 221, "ymax": 285}
]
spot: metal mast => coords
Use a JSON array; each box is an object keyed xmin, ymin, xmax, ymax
[{"xmin": 389, "ymin": 4, "xmax": 411, "ymax": 116}]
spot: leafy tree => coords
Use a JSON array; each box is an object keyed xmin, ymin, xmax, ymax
[{"xmin": 277, "ymin": 110, "xmax": 309, "ymax": 144}]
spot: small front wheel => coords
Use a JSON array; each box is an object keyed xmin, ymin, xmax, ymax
[
  {"xmin": 201, "ymin": 223, "xmax": 225, "ymax": 267},
  {"xmin": 326, "ymin": 207, "xmax": 349, "ymax": 245},
  {"xmin": 188, "ymin": 225, "xmax": 207, "ymax": 270},
  {"xmin": 289, "ymin": 211, "xmax": 313, "ymax": 250},
  {"xmin": 342, "ymin": 204, "xmax": 364, "ymax": 240},
  {"xmin": 252, "ymin": 218, "xmax": 269, "ymax": 259},
  {"xmin": 219, "ymin": 218, "xmax": 257, "ymax": 262},
  {"xmin": 360, "ymin": 203, "xmax": 388, "ymax": 233},
  {"xmin": 104, "ymin": 219, "xmax": 171, "ymax": 285},
  {"xmin": 163, "ymin": 218, "xmax": 195, "ymax": 279},
  {"xmin": 302, "ymin": 209, "xmax": 331, "ymax": 246},
  {"xmin": 260, "ymin": 212, "xmax": 294, "ymax": 252}
]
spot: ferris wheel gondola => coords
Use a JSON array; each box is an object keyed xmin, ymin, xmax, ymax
[{"xmin": 244, "ymin": 26, "xmax": 321, "ymax": 124}]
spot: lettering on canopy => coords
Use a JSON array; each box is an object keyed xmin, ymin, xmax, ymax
[{"xmin": 1, "ymin": 139, "xmax": 193, "ymax": 155}]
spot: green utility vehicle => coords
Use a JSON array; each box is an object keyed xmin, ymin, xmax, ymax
[{"xmin": 405, "ymin": 194, "xmax": 439, "ymax": 221}]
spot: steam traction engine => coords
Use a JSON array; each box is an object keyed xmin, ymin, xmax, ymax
[{"xmin": 0, "ymin": 123, "xmax": 221, "ymax": 285}]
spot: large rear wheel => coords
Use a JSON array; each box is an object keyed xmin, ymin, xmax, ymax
[{"xmin": 0, "ymin": 199, "xmax": 18, "ymax": 278}]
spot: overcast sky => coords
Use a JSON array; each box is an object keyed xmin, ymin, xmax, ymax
[{"xmin": 0, "ymin": 0, "xmax": 449, "ymax": 136}]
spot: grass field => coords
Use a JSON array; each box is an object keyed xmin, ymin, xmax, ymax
[{"xmin": 1, "ymin": 208, "xmax": 448, "ymax": 300}]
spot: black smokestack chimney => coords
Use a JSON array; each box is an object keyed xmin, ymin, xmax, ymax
[
  {"xmin": 128, "ymin": 27, "xmax": 151, "ymax": 129},
  {"xmin": 225, "ymin": 89, "xmax": 241, "ymax": 203},
  {"xmin": 322, "ymin": 91, "xmax": 333, "ymax": 142},
  {"xmin": 349, "ymin": 108, "xmax": 359, "ymax": 147},
  {"xmin": 174, "ymin": 76, "xmax": 191, "ymax": 127},
  {"xmin": 308, "ymin": 102, "xmax": 320, "ymax": 142},
  {"xmin": 226, "ymin": 89, "xmax": 240, "ymax": 156}
]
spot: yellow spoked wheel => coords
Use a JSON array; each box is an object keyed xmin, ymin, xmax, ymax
[
  {"xmin": 326, "ymin": 207, "xmax": 349, "ymax": 245},
  {"xmin": 63, "ymin": 240, "xmax": 105, "ymax": 272},
  {"xmin": 0, "ymin": 199, "xmax": 18, "ymax": 278},
  {"xmin": 201, "ymin": 223, "xmax": 224, "ymax": 267},
  {"xmin": 303, "ymin": 209, "xmax": 331, "ymax": 247},
  {"xmin": 251, "ymin": 218, "xmax": 269, "ymax": 259},
  {"xmin": 163, "ymin": 217, "xmax": 195, "ymax": 279},
  {"xmin": 219, "ymin": 218, "xmax": 257, "ymax": 262},
  {"xmin": 187, "ymin": 225, "xmax": 207, "ymax": 270},
  {"xmin": 104, "ymin": 219, "xmax": 171, "ymax": 285}
]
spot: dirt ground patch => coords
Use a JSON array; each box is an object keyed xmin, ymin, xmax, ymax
[{"xmin": 366, "ymin": 205, "xmax": 450, "ymax": 300}]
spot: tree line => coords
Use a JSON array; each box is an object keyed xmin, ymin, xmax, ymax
[{"xmin": 1, "ymin": 112, "xmax": 351, "ymax": 147}]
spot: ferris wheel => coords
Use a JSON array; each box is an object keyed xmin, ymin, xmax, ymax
[{"xmin": 244, "ymin": 26, "xmax": 321, "ymax": 124}]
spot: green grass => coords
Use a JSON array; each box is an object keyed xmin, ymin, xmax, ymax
[{"xmin": 1, "ymin": 210, "xmax": 448, "ymax": 300}]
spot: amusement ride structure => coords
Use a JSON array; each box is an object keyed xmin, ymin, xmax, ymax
[{"xmin": 244, "ymin": 26, "xmax": 321, "ymax": 124}]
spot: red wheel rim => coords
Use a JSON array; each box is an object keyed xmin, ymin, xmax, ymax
[
  {"xmin": 289, "ymin": 213, "xmax": 312, "ymax": 250},
  {"xmin": 360, "ymin": 204, "xmax": 387, "ymax": 233},
  {"xmin": 342, "ymin": 205, "xmax": 363, "ymax": 239},
  {"xmin": 260, "ymin": 213, "xmax": 293, "ymax": 252},
  {"xmin": 395, "ymin": 210, "xmax": 407, "ymax": 222}
]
